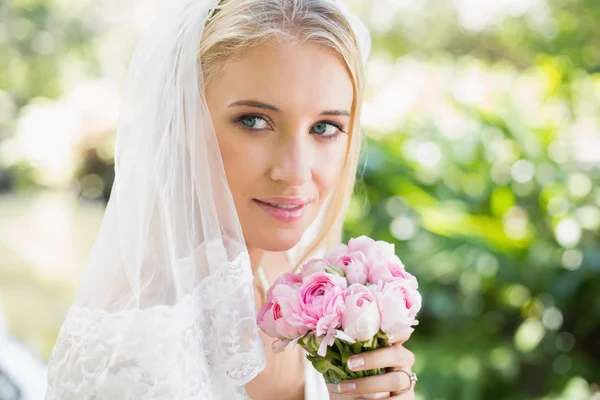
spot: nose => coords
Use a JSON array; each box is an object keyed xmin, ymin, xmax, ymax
[{"xmin": 269, "ymin": 133, "xmax": 311, "ymax": 185}]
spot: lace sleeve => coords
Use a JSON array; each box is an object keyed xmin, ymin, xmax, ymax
[
  {"xmin": 45, "ymin": 301, "xmax": 213, "ymax": 399},
  {"xmin": 45, "ymin": 252, "xmax": 264, "ymax": 400}
]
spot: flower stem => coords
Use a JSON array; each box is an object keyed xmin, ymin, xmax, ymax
[
  {"xmin": 325, "ymin": 361, "xmax": 349, "ymax": 379},
  {"xmin": 334, "ymin": 338, "xmax": 350, "ymax": 364}
]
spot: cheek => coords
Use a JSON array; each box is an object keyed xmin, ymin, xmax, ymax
[
  {"xmin": 215, "ymin": 128, "xmax": 265, "ymax": 202},
  {"xmin": 313, "ymin": 137, "xmax": 348, "ymax": 194}
]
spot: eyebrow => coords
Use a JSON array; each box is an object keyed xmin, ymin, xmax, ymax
[{"xmin": 228, "ymin": 99, "xmax": 350, "ymax": 117}]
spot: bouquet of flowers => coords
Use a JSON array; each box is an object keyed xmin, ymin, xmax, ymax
[{"xmin": 257, "ymin": 236, "xmax": 421, "ymax": 384}]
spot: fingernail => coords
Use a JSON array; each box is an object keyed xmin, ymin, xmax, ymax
[
  {"xmin": 347, "ymin": 356, "xmax": 364, "ymax": 371},
  {"xmin": 337, "ymin": 382, "xmax": 356, "ymax": 393}
]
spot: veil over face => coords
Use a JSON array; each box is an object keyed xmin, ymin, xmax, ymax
[{"xmin": 44, "ymin": 0, "xmax": 371, "ymax": 398}]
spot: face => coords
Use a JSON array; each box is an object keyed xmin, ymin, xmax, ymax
[{"xmin": 205, "ymin": 38, "xmax": 354, "ymax": 252}]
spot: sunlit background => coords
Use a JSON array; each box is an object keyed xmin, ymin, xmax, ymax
[{"xmin": 1, "ymin": 0, "xmax": 599, "ymax": 399}]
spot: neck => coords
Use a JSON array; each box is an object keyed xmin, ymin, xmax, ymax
[
  {"xmin": 247, "ymin": 246, "xmax": 267, "ymax": 275},
  {"xmin": 247, "ymin": 246, "xmax": 293, "ymax": 275}
]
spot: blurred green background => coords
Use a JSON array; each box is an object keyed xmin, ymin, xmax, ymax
[{"xmin": 1, "ymin": 0, "xmax": 599, "ymax": 399}]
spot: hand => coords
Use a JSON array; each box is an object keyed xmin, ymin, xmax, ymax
[{"xmin": 326, "ymin": 336, "xmax": 416, "ymax": 400}]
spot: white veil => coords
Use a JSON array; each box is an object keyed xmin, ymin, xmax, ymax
[{"xmin": 45, "ymin": 0, "xmax": 371, "ymax": 398}]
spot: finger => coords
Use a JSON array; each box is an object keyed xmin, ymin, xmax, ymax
[
  {"xmin": 361, "ymin": 393, "xmax": 415, "ymax": 400},
  {"xmin": 390, "ymin": 387, "xmax": 415, "ymax": 397},
  {"xmin": 387, "ymin": 328, "xmax": 413, "ymax": 344},
  {"xmin": 353, "ymin": 393, "xmax": 391, "ymax": 400},
  {"xmin": 358, "ymin": 394, "xmax": 415, "ymax": 400},
  {"xmin": 389, "ymin": 393, "xmax": 416, "ymax": 399},
  {"xmin": 326, "ymin": 370, "xmax": 413, "ymax": 395},
  {"xmin": 389, "ymin": 369, "xmax": 417, "ymax": 397},
  {"xmin": 347, "ymin": 343, "xmax": 415, "ymax": 372}
]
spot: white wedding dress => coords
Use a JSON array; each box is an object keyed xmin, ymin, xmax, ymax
[
  {"xmin": 46, "ymin": 306, "xmax": 329, "ymax": 400},
  {"xmin": 45, "ymin": 248, "xmax": 330, "ymax": 400},
  {"xmin": 304, "ymin": 358, "xmax": 330, "ymax": 399},
  {"xmin": 46, "ymin": 290, "xmax": 330, "ymax": 399}
]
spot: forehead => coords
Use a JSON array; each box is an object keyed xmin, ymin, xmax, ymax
[{"xmin": 207, "ymin": 38, "xmax": 354, "ymax": 113}]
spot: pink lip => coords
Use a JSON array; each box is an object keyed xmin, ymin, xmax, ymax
[
  {"xmin": 257, "ymin": 197, "xmax": 313, "ymax": 206},
  {"xmin": 253, "ymin": 198, "xmax": 312, "ymax": 222}
]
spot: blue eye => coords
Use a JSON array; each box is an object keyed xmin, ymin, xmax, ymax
[
  {"xmin": 311, "ymin": 122, "xmax": 344, "ymax": 139},
  {"xmin": 236, "ymin": 115, "xmax": 344, "ymax": 140},
  {"xmin": 239, "ymin": 115, "xmax": 269, "ymax": 130}
]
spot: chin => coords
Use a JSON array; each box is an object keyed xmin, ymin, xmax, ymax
[
  {"xmin": 244, "ymin": 204, "xmax": 320, "ymax": 252},
  {"xmin": 255, "ymin": 229, "xmax": 305, "ymax": 252}
]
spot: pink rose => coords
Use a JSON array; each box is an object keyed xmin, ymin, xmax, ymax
[
  {"xmin": 348, "ymin": 236, "xmax": 396, "ymax": 263},
  {"xmin": 273, "ymin": 286, "xmax": 310, "ymax": 339},
  {"xmin": 257, "ymin": 298, "xmax": 279, "ymax": 338},
  {"xmin": 367, "ymin": 258, "xmax": 417, "ymax": 287},
  {"xmin": 299, "ymin": 258, "xmax": 329, "ymax": 279},
  {"xmin": 258, "ymin": 284, "xmax": 309, "ymax": 340},
  {"xmin": 324, "ymin": 244, "xmax": 348, "ymax": 265},
  {"xmin": 375, "ymin": 280, "xmax": 421, "ymax": 340},
  {"xmin": 388, "ymin": 263, "xmax": 418, "ymax": 290},
  {"xmin": 341, "ymin": 284, "xmax": 381, "ymax": 341},
  {"xmin": 334, "ymin": 254, "xmax": 355, "ymax": 270},
  {"xmin": 344, "ymin": 259, "xmax": 368, "ymax": 285},
  {"xmin": 266, "ymin": 272, "xmax": 302, "ymax": 302},
  {"xmin": 331, "ymin": 236, "xmax": 406, "ymax": 285},
  {"xmin": 324, "ymin": 244, "xmax": 368, "ymax": 284},
  {"xmin": 297, "ymin": 272, "xmax": 347, "ymax": 335},
  {"xmin": 367, "ymin": 263, "xmax": 393, "ymax": 285}
]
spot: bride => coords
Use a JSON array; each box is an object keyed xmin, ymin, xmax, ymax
[{"xmin": 45, "ymin": 0, "xmax": 416, "ymax": 399}]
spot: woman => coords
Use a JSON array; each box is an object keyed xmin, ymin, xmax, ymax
[{"xmin": 45, "ymin": 0, "xmax": 416, "ymax": 399}]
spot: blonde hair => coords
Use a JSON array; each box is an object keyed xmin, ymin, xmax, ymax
[{"xmin": 200, "ymin": 0, "xmax": 366, "ymax": 269}]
